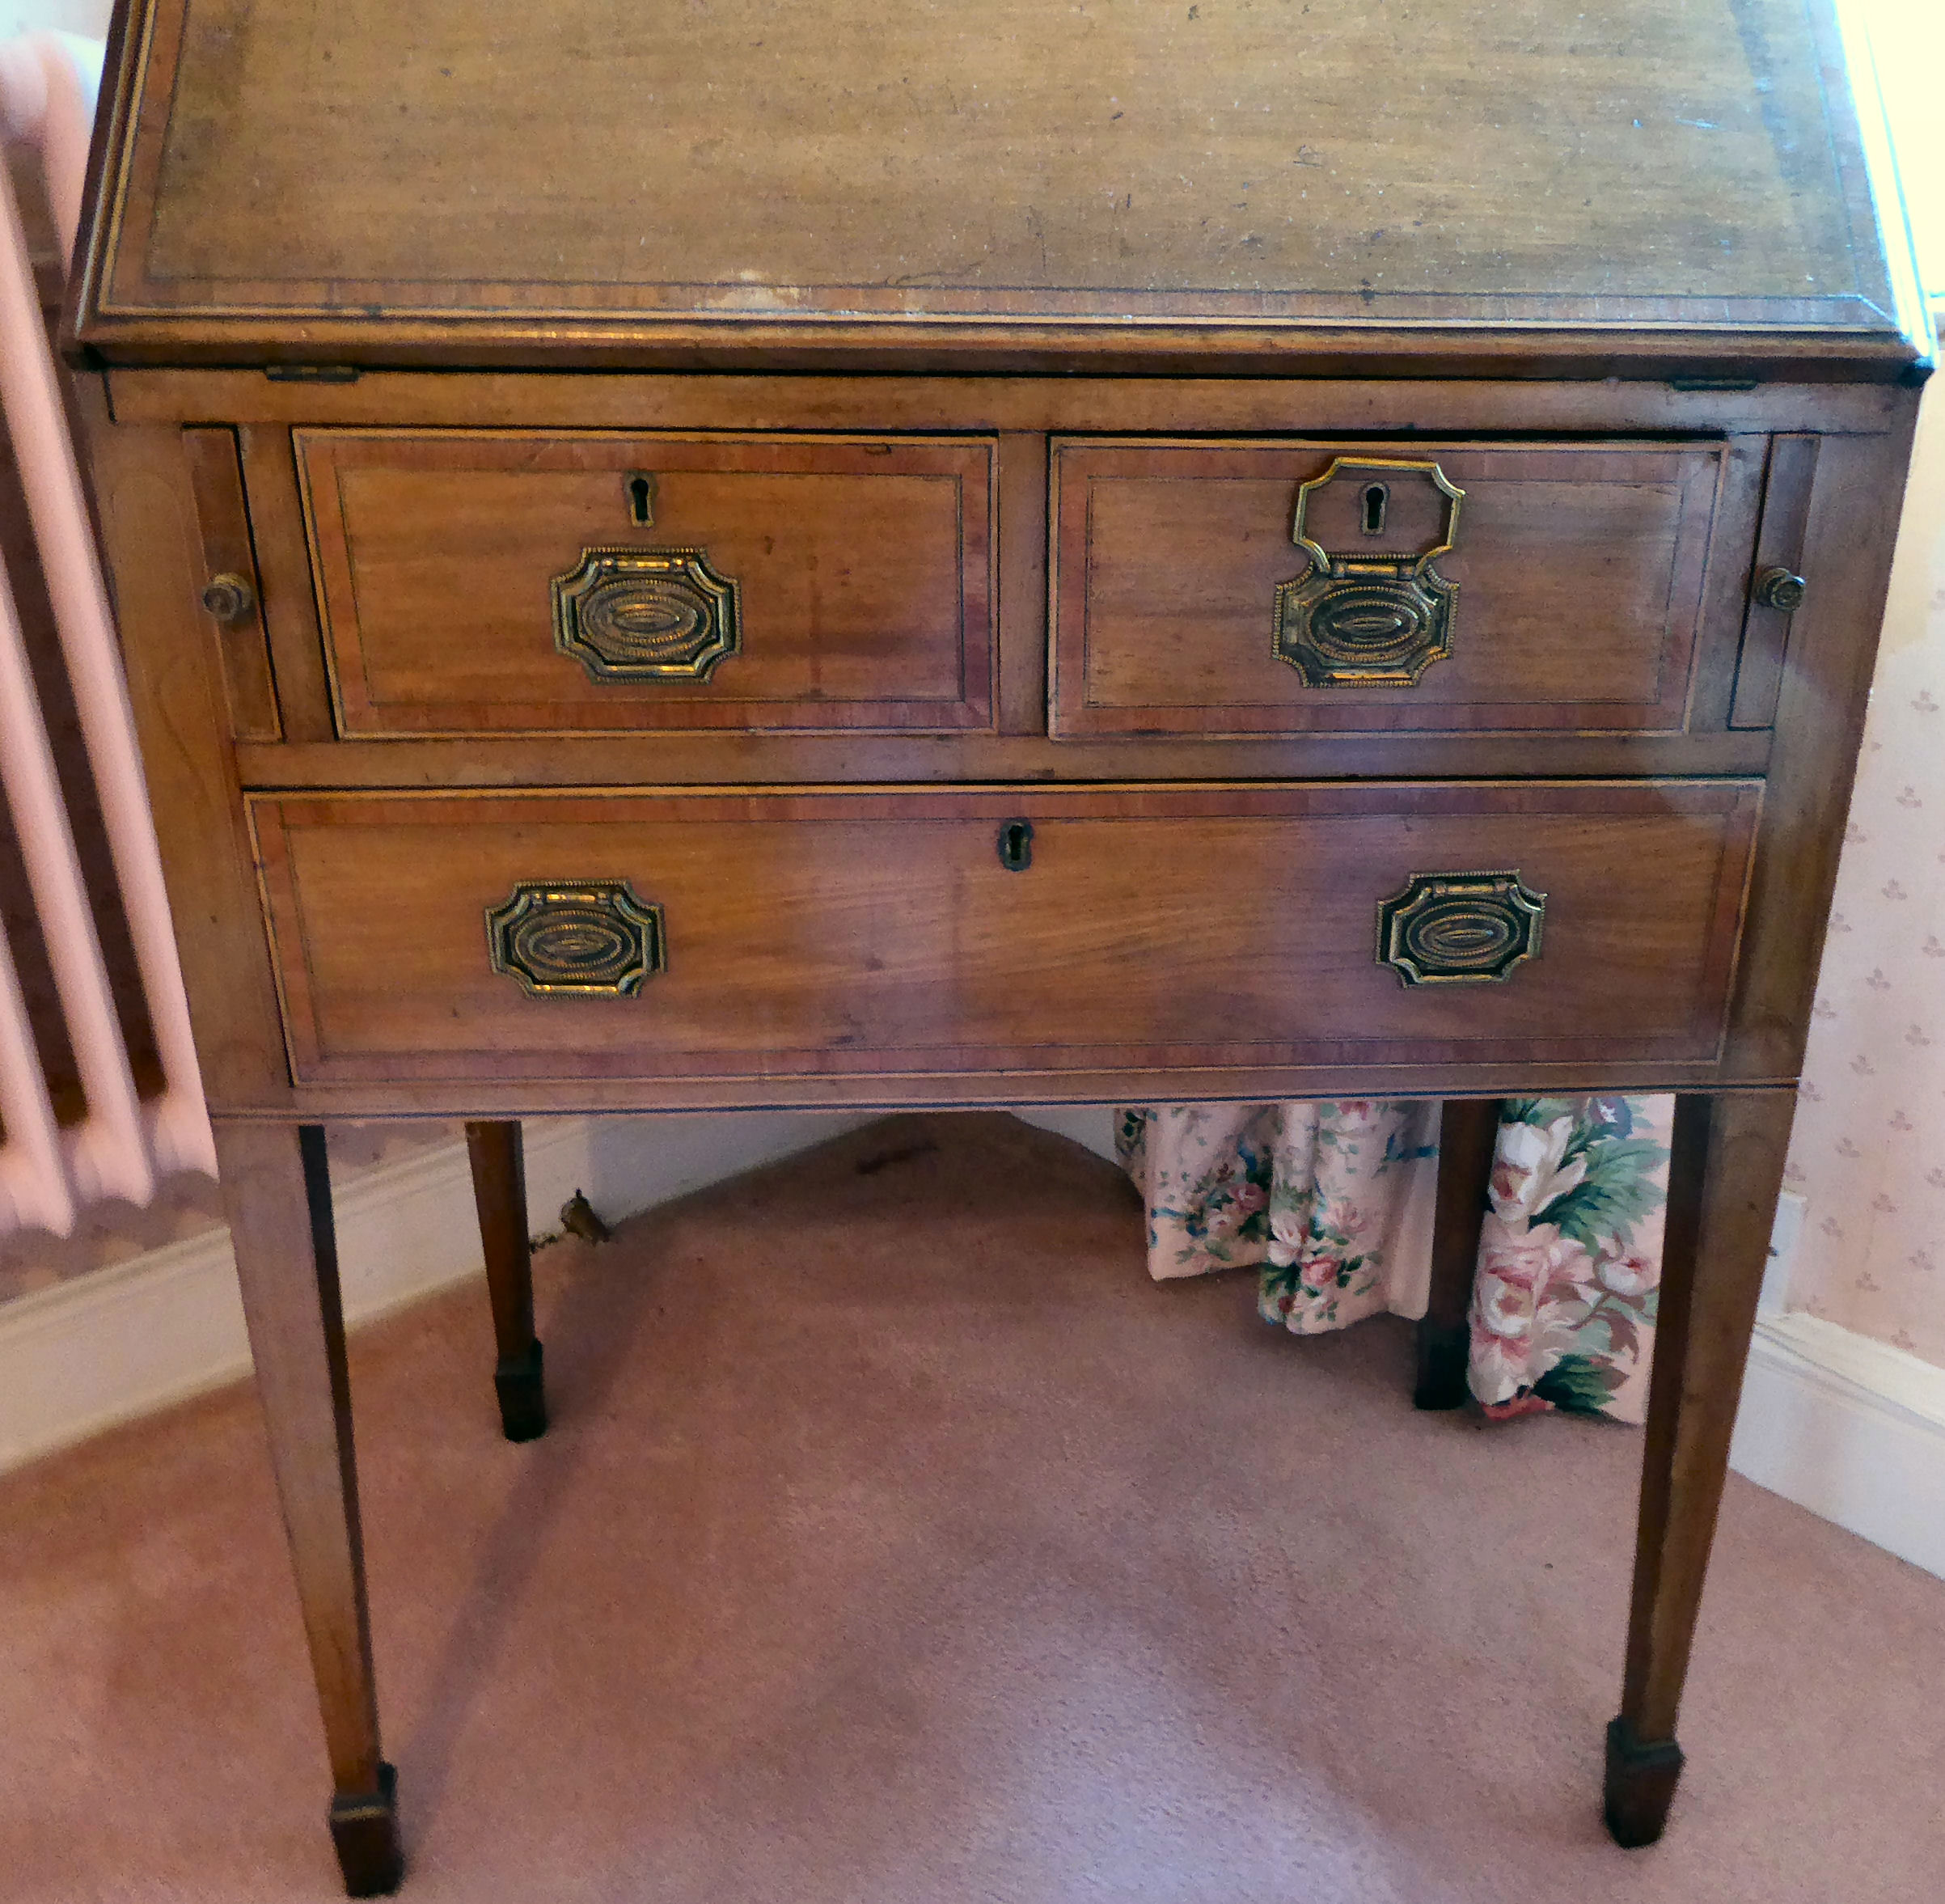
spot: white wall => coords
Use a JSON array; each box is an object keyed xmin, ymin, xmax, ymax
[
  {"xmin": 0, "ymin": 3, "xmax": 109, "ymax": 36},
  {"xmin": 1867, "ymin": 0, "xmax": 1945, "ymax": 292}
]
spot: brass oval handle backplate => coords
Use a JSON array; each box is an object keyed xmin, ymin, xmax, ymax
[
  {"xmin": 551, "ymin": 545, "xmax": 742, "ymax": 683},
  {"xmin": 1376, "ymin": 869, "xmax": 1545, "ymax": 987},
  {"xmin": 485, "ymin": 880, "xmax": 666, "ymax": 997},
  {"xmin": 201, "ymin": 571, "xmax": 256, "ymax": 624},
  {"xmin": 1274, "ymin": 457, "xmax": 1465, "ymax": 688}
]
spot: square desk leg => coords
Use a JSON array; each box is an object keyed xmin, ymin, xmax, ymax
[
  {"xmin": 1608, "ymin": 1088, "xmax": 1795, "ymax": 1846},
  {"xmin": 213, "ymin": 1091, "xmax": 1792, "ymax": 1885},
  {"xmin": 214, "ymin": 1121, "xmax": 404, "ymax": 1897},
  {"xmin": 1415, "ymin": 1098, "xmax": 1500, "ymax": 1410},
  {"xmin": 463, "ymin": 1121, "xmax": 548, "ymax": 1441}
]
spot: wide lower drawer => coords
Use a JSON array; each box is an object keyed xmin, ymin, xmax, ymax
[
  {"xmin": 1050, "ymin": 438, "xmax": 1743, "ymax": 737},
  {"xmin": 247, "ymin": 781, "xmax": 1760, "ymax": 1086},
  {"xmin": 294, "ymin": 430, "xmax": 995, "ymax": 736}
]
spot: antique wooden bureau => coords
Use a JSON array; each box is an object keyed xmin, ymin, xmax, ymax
[{"xmin": 64, "ymin": 0, "xmax": 1930, "ymax": 1892}]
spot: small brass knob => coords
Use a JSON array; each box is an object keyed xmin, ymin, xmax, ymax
[
  {"xmin": 1753, "ymin": 566, "xmax": 1808, "ymax": 613},
  {"xmin": 201, "ymin": 572, "xmax": 256, "ymax": 624}
]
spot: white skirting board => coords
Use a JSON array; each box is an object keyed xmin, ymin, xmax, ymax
[
  {"xmin": 0, "ymin": 1111, "xmax": 865, "ymax": 1473},
  {"xmin": 1729, "ymin": 1312, "xmax": 1945, "ymax": 1581},
  {"xmin": 6, "ymin": 1102, "xmax": 1939, "ymax": 1589},
  {"xmin": 0, "ymin": 1106, "xmax": 1119, "ymax": 1476}
]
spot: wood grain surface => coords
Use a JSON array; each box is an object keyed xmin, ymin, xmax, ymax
[
  {"xmin": 181, "ymin": 425, "xmax": 279, "ymax": 741},
  {"xmin": 294, "ymin": 431, "xmax": 994, "ymax": 735},
  {"xmin": 91, "ymin": 0, "xmax": 1877, "ymax": 315},
  {"xmin": 86, "ymin": 408, "xmax": 294, "ymax": 1108},
  {"xmin": 67, "ymin": 0, "xmax": 1926, "ymax": 373},
  {"xmin": 246, "ymin": 781, "xmax": 1761, "ymax": 1086},
  {"xmin": 104, "ymin": 371, "xmax": 1914, "ymax": 438},
  {"xmin": 209, "ymin": 1119, "xmax": 387, "ymax": 1796},
  {"xmin": 1728, "ymin": 433, "xmax": 1820, "ymax": 730},
  {"xmin": 1051, "ymin": 439, "xmax": 1735, "ymax": 736},
  {"xmin": 1606, "ymin": 1087, "xmax": 1797, "ymax": 1842}
]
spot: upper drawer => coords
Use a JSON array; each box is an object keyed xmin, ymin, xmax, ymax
[
  {"xmin": 1050, "ymin": 438, "xmax": 1746, "ymax": 738},
  {"xmin": 295, "ymin": 431, "xmax": 996, "ymax": 736}
]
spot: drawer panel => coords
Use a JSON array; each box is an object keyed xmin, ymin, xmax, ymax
[
  {"xmin": 295, "ymin": 431, "xmax": 995, "ymax": 736},
  {"xmin": 249, "ymin": 781, "xmax": 1759, "ymax": 1085},
  {"xmin": 1051, "ymin": 439, "xmax": 1740, "ymax": 737}
]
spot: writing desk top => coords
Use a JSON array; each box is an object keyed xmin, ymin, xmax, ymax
[{"xmin": 70, "ymin": 0, "xmax": 1928, "ymax": 375}]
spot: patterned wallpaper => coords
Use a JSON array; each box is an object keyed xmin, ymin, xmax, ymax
[{"xmin": 1784, "ymin": 382, "xmax": 1945, "ymax": 1365}]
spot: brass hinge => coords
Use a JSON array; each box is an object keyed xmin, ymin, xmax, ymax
[{"xmin": 264, "ymin": 363, "xmax": 362, "ymax": 383}]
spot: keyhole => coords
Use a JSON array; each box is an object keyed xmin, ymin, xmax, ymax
[
  {"xmin": 627, "ymin": 473, "xmax": 655, "ymax": 527},
  {"xmin": 997, "ymin": 819, "xmax": 1034, "ymax": 872},
  {"xmin": 1361, "ymin": 483, "xmax": 1389, "ymax": 536}
]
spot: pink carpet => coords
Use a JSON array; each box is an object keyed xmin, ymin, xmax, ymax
[{"xmin": 2, "ymin": 1113, "xmax": 1939, "ymax": 1902}]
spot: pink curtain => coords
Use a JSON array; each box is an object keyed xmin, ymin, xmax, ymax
[{"xmin": 1117, "ymin": 1095, "xmax": 1673, "ymax": 1422}]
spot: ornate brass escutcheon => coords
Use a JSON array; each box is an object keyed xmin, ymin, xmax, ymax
[
  {"xmin": 1274, "ymin": 457, "xmax": 1465, "ymax": 688},
  {"xmin": 551, "ymin": 545, "xmax": 741, "ymax": 683},
  {"xmin": 485, "ymin": 880, "xmax": 666, "ymax": 997},
  {"xmin": 1375, "ymin": 869, "xmax": 1545, "ymax": 986}
]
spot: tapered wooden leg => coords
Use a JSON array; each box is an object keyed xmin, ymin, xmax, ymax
[
  {"xmin": 1415, "ymin": 1098, "xmax": 1500, "ymax": 1409},
  {"xmin": 213, "ymin": 1121, "xmax": 402, "ymax": 1897},
  {"xmin": 464, "ymin": 1119, "xmax": 547, "ymax": 1441},
  {"xmin": 1606, "ymin": 1089, "xmax": 1794, "ymax": 1848}
]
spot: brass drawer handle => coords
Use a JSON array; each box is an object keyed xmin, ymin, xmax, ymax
[
  {"xmin": 1275, "ymin": 457, "xmax": 1465, "ymax": 688},
  {"xmin": 485, "ymin": 880, "xmax": 666, "ymax": 996},
  {"xmin": 1376, "ymin": 869, "xmax": 1545, "ymax": 986},
  {"xmin": 551, "ymin": 545, "xmax": 742, "ymax": 683}
]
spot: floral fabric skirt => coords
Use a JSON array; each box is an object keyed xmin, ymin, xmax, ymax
[{"xmin": 1115, "ymin": 1096, "xmax": 1672, "ymax": 1423}]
